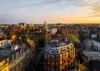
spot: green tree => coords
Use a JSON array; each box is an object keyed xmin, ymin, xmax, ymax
[{"xmin": 67, "ymin": 34, "xmax": 79, "ymax": 44}]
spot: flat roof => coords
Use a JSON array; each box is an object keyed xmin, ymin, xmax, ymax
[
  {"xmin": 0, "ymin": 48, "xmax": 12, "ymax": 61},
  {"xmin": 83, "ymin": 51, "xmax": 100, "ymax": 57},
  {"xmin": 45, "ymin": 40, "xmax": 73, "ymax": 54},
  {"xmin": 0, "ymin": 45, "xmax": 22, "ymax": 61},
  {"xmin": 46, "ymin": 40, "xmax": 71, "ymax": 48}
]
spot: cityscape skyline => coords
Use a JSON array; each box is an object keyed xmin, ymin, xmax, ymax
[
  {"xmin": 0, "ymin": 23, "xmax": 100, "ymax": 71},
  {"xmin": 0, "ymin": 0, "xmax": 100, "ymax": 24}
]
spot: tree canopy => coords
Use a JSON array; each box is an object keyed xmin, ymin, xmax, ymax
[{"xmin": 67, "ymin": 34, "xmax": 79, "ymax": 44}]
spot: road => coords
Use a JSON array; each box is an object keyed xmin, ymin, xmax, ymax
[
  {"xmin": 77, "ymin": 39, "xmax": 92, "ymax": 53},
  {"xmin": 32, "ymin": 47, "xmax": 45, "ymax": 71},
  {"xmin": 79, "ymin": 39, "xmax": 92, "ymax": 71},
  {"xmin": 83, "ymin": 39, "xmax": 93, "ymax": 51}
]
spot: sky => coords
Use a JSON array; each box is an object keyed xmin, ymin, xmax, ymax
[{"xmin": 0, "ymin": 0, "xmax": 100, "ymax": 24}]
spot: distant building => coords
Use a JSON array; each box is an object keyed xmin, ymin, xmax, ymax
[
  {"xmin": 33, "ymin": 28, "xmax": 45, "ymax": 42},
  {"xmin": 0, "ymin": 31, "xmax": 7, "ymax": 40},
  {"xmin": 28, "ymin": 24, "xmax": 34, "ymax": 29},
  {"xmin": 91, "ymin": 34, "xmax": 97, "ymax": 39},
  {"xmin": 0, "ymin": 24, "xmax": 8, "ymax": 28},
  {"xmin": 0, "ymin": 40, "xmax": 11, "ymax": 48},
  {"xmin": 18, "ymin": 23, "xmax": 27, "ymax": 29},
  {"xmin": 18, "ymin": 23, "xmax": 25, "ymax": 26}
]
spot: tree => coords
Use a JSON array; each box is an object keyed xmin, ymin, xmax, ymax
[
  {"xmin": 27, "ymin": 39, "xmax": 35, "ymax": 48},
  {"xmin": 79, "ymin": 31, "xmax": 87, "ymax": 41},
  {"xmin": 67, "ymin": 34, "xmax": 79, "ymax": 44},
  {"xmin": 11, "ymin": 34, "xmax": 16, "ymax": 44}
]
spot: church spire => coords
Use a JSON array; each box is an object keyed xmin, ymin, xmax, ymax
[{"xmin": 44, "ymin": 21, "xmax": 49, "ymax": 44}]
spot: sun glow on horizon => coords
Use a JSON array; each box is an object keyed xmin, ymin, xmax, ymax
[{"xmin": 0, "ymin": 0, "xmax": 100, "ymax": 24}]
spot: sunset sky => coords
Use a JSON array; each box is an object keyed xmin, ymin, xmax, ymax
[{"xmin": 0, "ymin": 0, "xmax": 100, "ymax": 24}]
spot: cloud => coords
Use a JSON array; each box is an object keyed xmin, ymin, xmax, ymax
[
  {"xmin": 0, "ymin": 0, "xmax": 100, "ymax": 24},
  {"xmin": 79, "ymin": 0, "xmax": 100, "ymax": 17}
]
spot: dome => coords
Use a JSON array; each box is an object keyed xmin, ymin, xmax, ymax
[{"xmin": 50, "ymin": 28, "xmax": 57, "ymax": 35}]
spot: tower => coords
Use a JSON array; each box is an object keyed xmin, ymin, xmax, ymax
[{"xmin": 44, "ymin": 21, "xmax": 49, "ymax": 44}]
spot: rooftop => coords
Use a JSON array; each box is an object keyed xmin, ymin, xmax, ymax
[
  {"xmin": 0, "ymin": 48, "xmax": 13, "ymax": 61},
  {"xmin": 93, "ymin": 37, "xmax": 100, "ymax": 42},
  {"xmin": 83, "ymin": 51, "xmax": 100, "ymax": 57},
  {"xmin": 0, "ymin": 45, "xmax": 22, "ymax": 62},
  {"xmin": 45, "ymin": 40, "xmax": 73, "ymax": 54},
  {"xmin": 46, "ymin": 40, "xmax": 71, "ymax": 48}
]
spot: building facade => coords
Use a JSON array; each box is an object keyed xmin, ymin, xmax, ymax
[
  {"xmin": 0, "ymin": 58, "xmax": 9, "ymax": 71},
  {"xmin": 44, "ymin": 41, "xmax": 75, "ymax": 71},
  {"xmin": 0, "ymin": 44, "xmax": 34, "ymax": 71}
]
